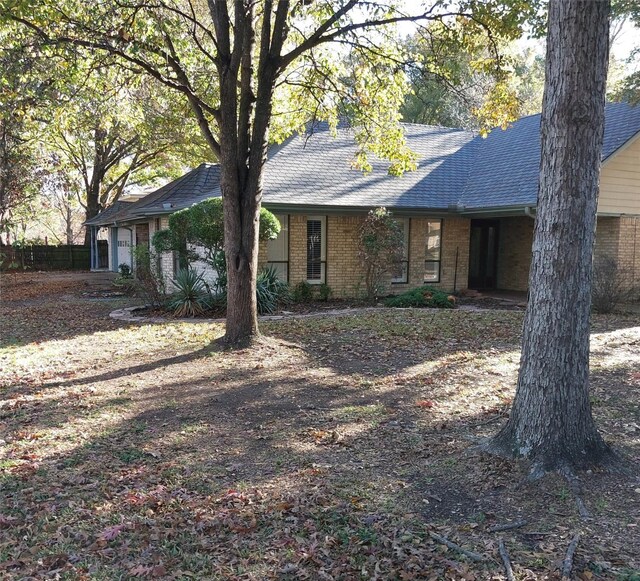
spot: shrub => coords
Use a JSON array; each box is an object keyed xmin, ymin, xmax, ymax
[
  {"xmin": 358, "ymin": 207, "xmax": 405, "ymax": 301},
  {"xmin": 132, "ymin": 245, "xmax": 166, "ymax": 307},
  {"xmin": 256, "ymin": 266, "xmax": 290, "ymax": 314},
  {"xmin": 152, "ymin": 197, "xmax": 281, "ymax": 279},
  {"xmin": 592, "ymin": 255, "xmax": 635, "ymax": 313},
  {"xmin": 317, "ymin": 283, "xmax": 333, "ymax": 301},
  {"xmin": 293, "ymin": 280, "xmax": 314, "ymax": 302},
  {"xmin": 167, "ymin": 268, "xmax": 212, "ymax": 317},
  {"xmin": 384, "ymin": 286, "xmax": 455, "ymax": 309},
  {"xmin": 118, "ymin": 263, "xmax": 132, "ymax": 278}
]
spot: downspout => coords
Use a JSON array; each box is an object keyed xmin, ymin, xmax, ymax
[{"xmin": 524, "ymin": 206, "xmax": 536, "ymax": 219}]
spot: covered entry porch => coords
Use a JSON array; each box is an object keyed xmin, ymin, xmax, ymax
[{"xmin": 467, "ymin": 216, "xmax": 534, "ymax": 292}]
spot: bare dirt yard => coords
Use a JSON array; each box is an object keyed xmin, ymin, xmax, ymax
[{"xmin": 1, "ymin": 272, "xmax": 639, "ymax": 580}]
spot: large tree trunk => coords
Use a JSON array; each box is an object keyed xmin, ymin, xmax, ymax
[
  {"xmin": 214, "ymin": 0, "xmax": 284, "ymax": 346},
  {"xmin": 484, "ymin": 0, "xmax": 618, "ymax": 474},
  {"xmin": 222, "ymin": 178, "xmax": 261, "ymax": 346}
]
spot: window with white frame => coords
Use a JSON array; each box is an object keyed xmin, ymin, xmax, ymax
[
  {"xmin": 267, "ymin": 214, "xmax": 289, "ymax": 281},
  {"xmin": 391, "ymin": 218, "xmax": 410, "ymax": 283},
  {"xmin": 306, "ymin": 216, "xmax": 326, "ymax": 284},
  {"xmin": 424, "ymin": 219, "xmax": 442, "ymax": 282}
]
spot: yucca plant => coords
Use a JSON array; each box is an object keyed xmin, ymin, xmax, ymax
[
  {"xmin": 167, "ymin": 268, "xmax": 211, "ymax": 317},
  {"xmin": 256, "ymin": 266, "xmax": 290, "ymax": 314}
]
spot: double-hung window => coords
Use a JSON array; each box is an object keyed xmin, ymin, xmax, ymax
[
  {"xmin": 424, "ymin": 219, "xmax": 442, "ymax": 282},
  {"xmin": 306, "ymin": 216, "xmax": 326, "ymax": 284},
  {"xmin": 267, "ymin": 214, "xmax": 289, "ymax": 281},
  {"xmin": 391, "ymin": 218, "xmax": 410, "ymax": 284}
]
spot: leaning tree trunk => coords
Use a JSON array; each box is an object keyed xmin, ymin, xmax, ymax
[{"xmin": 485, "ymin": 0, "xmax": 618, "ymax": 475}]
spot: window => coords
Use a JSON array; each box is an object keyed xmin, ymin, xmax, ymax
[
  {"xmin": 306, "ymin": 216, "xmax": 326, "ymax": 284},
  {"xmin": 391, "ymin": 218, "xmax": 410, "ymax": 284},
  {"xmin": 424, "ymin": 219, "xmax": 442, "ymax": 282},
  {"xmin": 267, "ymin": 214, "xmax": 289, "ymax": 281}
]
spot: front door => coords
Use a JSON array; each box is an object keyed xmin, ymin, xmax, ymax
[{"xmin": 468, "ymin": 220, "xmax": 499, "ymax": 289}]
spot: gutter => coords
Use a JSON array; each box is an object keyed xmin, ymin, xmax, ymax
[{"xmin": 262, "ymin": 203, "xmax": 452, "ymax": 217}]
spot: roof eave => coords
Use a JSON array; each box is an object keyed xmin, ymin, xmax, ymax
[
  {"xmin": 262, "ymin": 202, "xmax": 453, "ymax": 216},
  {"xmin": 458, "ymin": 204, "xmax": 536, "ymax": 218}
]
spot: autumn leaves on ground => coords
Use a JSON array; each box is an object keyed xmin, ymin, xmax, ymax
[{"xmin": 1, "ymin": 273, "xmax": 639, "ymax": 580}]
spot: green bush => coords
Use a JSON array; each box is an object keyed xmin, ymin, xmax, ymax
[
  {"xmin": 317, "ymin": 283, "xmax": 333, "ymax": 301},
  {"xmin": 293, "ymin": 280, "xmax": 314, "ymax": 302},
  {"xmin": 358, "ymin": 207, "xmax": 405, "ymax": 301},
  {"xmin": 592, "ymin": 255, "xmax": 635, "ymax": 313},
  {"xmin": 152, "ymin": 197, "xmax": 281, "ymax": 275},
  {"xmin": 118, "ymin": 263, "xmax": 132, "ymax": 278},
  {"xmin": 384, "ymin": 286, "xmax": 455, "ymax": 309},
  {"xmin": 167, "ymin": 268, "xmax": 212, "ymax": 317}
]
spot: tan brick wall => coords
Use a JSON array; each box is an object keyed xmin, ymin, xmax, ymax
[
  {"xmin": 277, "ymin": 213, "xmax": 469, "ymax": 297},
  {"xmin": 618, "ymin": 217, "xmax": 640, "ymax": 290},
  {"xmin": 495, "ymin": 215, "xmax": 640, "ymax": 293},
  {"xmin": 496, "ymin": 217, "xmax": 534, "ymax": 291},
  {"xmin": 258, "ymin": 239, "xmax": 268, "ymax": 269},
  {"xmin": 595, "ymin": 216, "xmax": 640, "ymax": 292},
  {"xmin": 327, "ymin": 215, "xmax": 365, "ymax": 297},
  {"xmin": 437, "ymin": 217, "xmax": 470, "ymax": 292},
  {"xmin": 594, "ymin": 217, "xmax": 620, "ymax": 262}
]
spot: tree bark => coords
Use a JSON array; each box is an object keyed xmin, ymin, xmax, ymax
[
  {"xmin": 212, "ymin": 0, "xmax": 285, "ymax": 346},
  {"xmin": 484, "ymin": 0, "xmax": 618, "ymax": 474}
]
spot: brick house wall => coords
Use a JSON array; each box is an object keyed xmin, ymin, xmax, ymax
[
  {"xmin": 495, "ymin": 215, "xmax": 640, "ymax": 292},
  {"xmin": 259, "ymin": 213, "xmax": 470, "ymax": 297},
  {"xmin": 148, "ymin": 216, "xmax": 175, "ymax": 288},
  {"xmin": 496, "ymin": 217, "xmax": 534, "ymax": 291},
  {"xmin": 618, "ymin": 217, "xmax": 640, "ymax": 290},
  {"xmin": 595, "ymin": 216, "xmax": 640, "ymax": 292},
  {"xmin": 149, "ymin": 210, "xmax": 639, "ymax": 297}
]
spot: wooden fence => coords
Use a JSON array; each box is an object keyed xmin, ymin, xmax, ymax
[{"xmin": 0, "ymin": 242, "xmax": 108, "ymax": 271}]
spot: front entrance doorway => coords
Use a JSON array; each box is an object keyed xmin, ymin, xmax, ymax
[{"xmin": 468, "ymin": 219, "xmax": 499, "ymax": 289}]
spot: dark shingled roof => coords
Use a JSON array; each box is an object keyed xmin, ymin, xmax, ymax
[
  {"xmin": 131, "ymin": 163, "xmax": 221, "ymax": 216},
  {"xmin": 84, "ymin": 200, "xmax": 135, "ymax": 226},
  {"xmin": 86, "ymin": 163, "xmax": 221, "ymax": 226},
  {"xmin": 262, "ymin": 101, "xmax": 640, "ymax": 212},
  {"xmin": 459, "ymin": 101, "xmax": 640, "ymax": 210},
  {"xmin": 262, "ymin": 123, "xmax": 476, "ymax": 210},
  {"xmin": 88, "ymin": 102, "xmax": 640, "ymax": 225}
]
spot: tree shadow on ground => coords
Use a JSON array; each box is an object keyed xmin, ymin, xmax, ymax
[{"xmin": 2, "ymin": 286, "xmax": 639, "ymax": 578}]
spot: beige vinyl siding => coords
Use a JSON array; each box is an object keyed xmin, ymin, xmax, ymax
[{"xmin": 598, "ymin": 133, "xmax": 640, "ymax": 215}]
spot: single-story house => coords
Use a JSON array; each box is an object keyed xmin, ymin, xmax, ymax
[{"xmin": 86, "ymin": 102, "xmax": 640, "ymax": 297}]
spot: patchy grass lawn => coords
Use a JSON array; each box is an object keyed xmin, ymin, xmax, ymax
[{"xmin": 1, "ymin": 272, "xmax": 639, "ymax": 580}]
